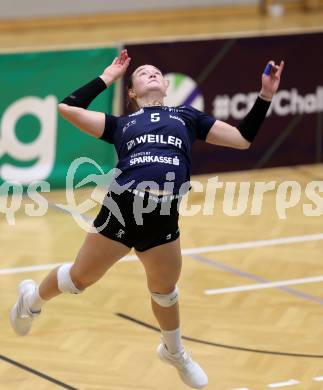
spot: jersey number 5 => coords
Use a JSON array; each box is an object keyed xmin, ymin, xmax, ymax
[{"xmin": 151, "ymin": 113, "xmax": 160, "ymax": 122}]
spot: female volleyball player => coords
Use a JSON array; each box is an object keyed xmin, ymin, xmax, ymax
[{"xmin": 10, "ymin": 49, "xmax": 284, "ymax": 389}]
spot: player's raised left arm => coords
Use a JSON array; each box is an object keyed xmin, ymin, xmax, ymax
[{"xmin": 206, "ymin": 60, "xmax": 285, "ymax": 149}]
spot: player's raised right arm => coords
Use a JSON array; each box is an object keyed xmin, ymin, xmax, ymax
[{"xmin": 58, "ymin": 49, "xmax": 131, "ymax": 138}]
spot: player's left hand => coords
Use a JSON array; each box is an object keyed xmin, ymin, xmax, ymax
[{"xmin": 260, "ymin": 60, "xmax": 285, "ymax": 101}]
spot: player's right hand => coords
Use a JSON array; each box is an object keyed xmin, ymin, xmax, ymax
[{"xmin": 100, "ymin": 49, "xmax": 131, "ymax": 86}]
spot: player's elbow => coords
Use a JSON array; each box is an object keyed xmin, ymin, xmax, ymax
[
  {"xmin": 238, "ymin": 140, "xmax": 251, "ymax": 150},
  {"xmin": 58, "ymin": 103, "xmax": 82, "ymax": 119},
  {"xmin": 234, "ymin": 129, "xmax": 251, "ymax": 149},
  {"xmin": 58, "ymin": 103, "xmax": 70, "ymax": 117}
]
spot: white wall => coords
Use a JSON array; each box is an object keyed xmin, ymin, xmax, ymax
[{"xmin": 0, "ymin": 0, "xmax": 257, "ymax": 20}]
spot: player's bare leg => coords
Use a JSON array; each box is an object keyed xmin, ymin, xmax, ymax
[
  {"xmin": 136, "ymin": 238, "xmax": 208, "ymax": 389},
  {"xmin": 10, "ymin": 233, "xmax": 130, "ymax": 336}
]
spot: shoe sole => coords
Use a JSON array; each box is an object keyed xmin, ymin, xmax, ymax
[
  {"xmin": 9, "ymin": 304, "xmax": 31, "ymax": 336},
  {"xmin": 10, "ymin": 280, "xmax": 37, "ymax": 336}
]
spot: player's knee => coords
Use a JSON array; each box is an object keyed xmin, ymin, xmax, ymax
[
  {"xmin": 57, "ymin": 263, "xmax": 84, "ymax": 294},
  {"xmin": 151, "ymin": 286, "xmax": 179, "ymax": 307}
]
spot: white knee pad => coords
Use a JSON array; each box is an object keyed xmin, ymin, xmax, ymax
[
  {"xmin": 57, "ymin": 263, "xmax": 83, "ymax": 294},
  {"xmin": 151, "ymin": 286, "xmax": 179, "ymax": 307}
]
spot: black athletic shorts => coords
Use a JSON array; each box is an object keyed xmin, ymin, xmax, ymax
[{"xmin": 93, "ymin": 189, "xmax": 181, "ymax": 252}]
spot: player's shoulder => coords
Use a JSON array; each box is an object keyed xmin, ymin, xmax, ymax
[
  {"xmin": 171, "ymin": 105, "xmax": 206, "ymax": 119},
  {"xmin": 106, "ymin": 109, "xmax": 144, "ymax": 125},
  {"xmin": 124, "ymin": 108, "xmax": 145, "ymax": 118},
  {"xmin": 109, "ymin": 105, "xmax": 203, "ymax": 121},
  {"xmin": 161, "ymin": 105, "xmax": 202, "ymax": 114}
]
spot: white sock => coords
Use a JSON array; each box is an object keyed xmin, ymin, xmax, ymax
[
  {"xmin": 161, "ymin": 327, "xmax": 183, "ymax": 354},
  {"xmin": 27, "ymin": 285, "xmax": 45, "ymax": 313}
]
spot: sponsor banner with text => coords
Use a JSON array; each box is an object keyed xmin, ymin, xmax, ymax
[
  {"xmin": 0, "ymin": 47, "xmax": 118, "ymax": 189},
  {"xmin": 125, "ymin": 33, "xmax": 323, "ymax": 174}
]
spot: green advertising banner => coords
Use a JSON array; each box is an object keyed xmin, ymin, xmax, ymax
[{"xmin": 0, "ymin": 47, "xmax": 118, "ymax": 189}]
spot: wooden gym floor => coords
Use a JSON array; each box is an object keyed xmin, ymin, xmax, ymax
[
  {"xmin": 0, "ymin": 5, "xmax": 323, "ymax": 390},
  {"xmin": 1, "ymin": 164, "xmax": 323, "ymax": 390}
]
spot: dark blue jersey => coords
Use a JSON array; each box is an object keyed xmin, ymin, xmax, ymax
[{"xmin": 100, "ymin": 105, "xmax": 216, "ymax": 194}]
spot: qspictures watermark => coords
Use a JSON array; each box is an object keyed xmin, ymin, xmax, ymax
[
  {"xmin": 185, "ymin": 178, "xmax": 323, "ymax": 218},
  {"xmin": 0, "ymin": 157, "xmax": 322, "ymax": 231}
]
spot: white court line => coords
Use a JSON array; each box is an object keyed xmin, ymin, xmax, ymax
[
  {"xmin": 232, "ymin": 388, "xmax": 250, "ymax": 390},
  {"xmin": 232, "ymin": 376, "xmax": 323, "ymax": 389},
  {"xmin": 49, "ymin": 203, "xmax": 94, "ymax": 223},
  {"xmin": 268, "ymin": 379, "xmax": 300, "ymax": 388},
  {"xmin": 181, "ymin": 233, "xmax": 323, "ymax": 255},
  {"xmin": 0, "ymin": 257, "xmax": 137, "ymax": 276},
  {"xmin": 1, "ymin": 232, "xmax": 323, "ymax": 276},
  {"xmin": 0, "ymin": 263, "xmax": 65, "ymax": 276},
  {"xmin": 48, "ymin": 200, "xmax": 323, "ymax": 254},
  {"xmin": 205, "ymin": 275, "xmax": 323, "ymax": 295}
]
